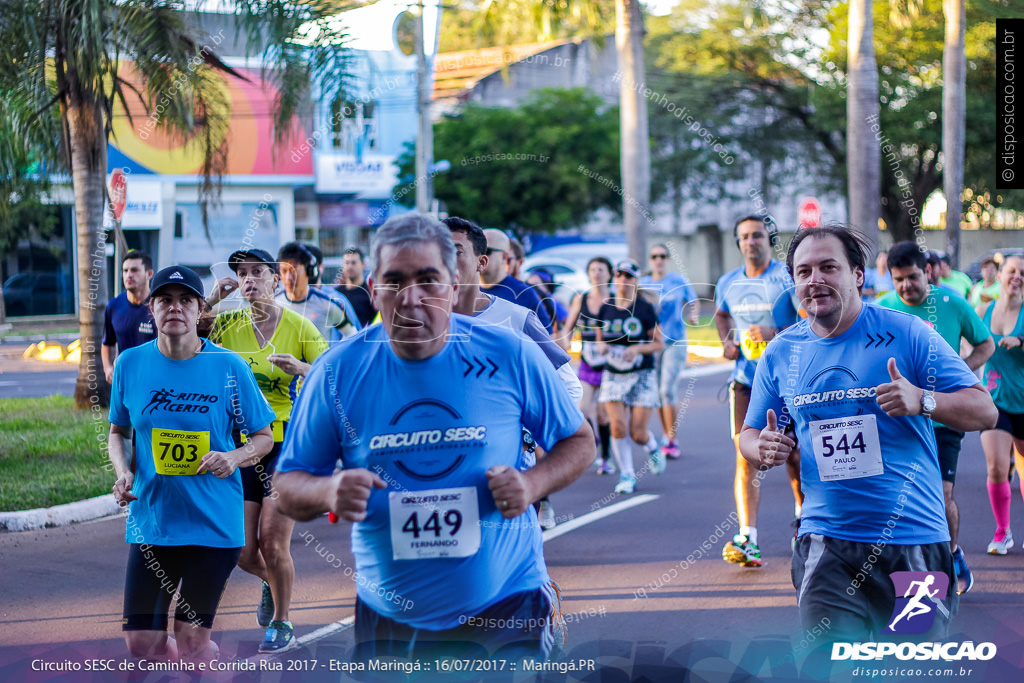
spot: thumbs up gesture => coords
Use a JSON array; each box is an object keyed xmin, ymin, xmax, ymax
[
  {"xmin": 875, "ymin": 357, "xmax": 922, "ymax": 417},
  {"xmin": 757, "ymin": 408, "xmax": 796, "ymax": 468}
]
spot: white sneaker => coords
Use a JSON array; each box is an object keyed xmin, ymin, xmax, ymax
[
  {"xmin": 614, "ymin": 475, "xmax": 637, "ymax": 495},
  {"xmin": 538, "ymin": 500, "xmax": 556, "ymax": 530},
  {"xmin": 649, "ymin": 445, "xmax": 666, "ymax": 475},
  {"xmin": 988, "ymin": 529, "xmax": 1014, "ymax": 555}
]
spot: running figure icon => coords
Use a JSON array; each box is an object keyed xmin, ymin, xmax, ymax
[{"xmin": 888, "ymin": 575, "xmax": 939, "ymax": 631}]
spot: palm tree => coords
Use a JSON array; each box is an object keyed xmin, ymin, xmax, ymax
[
  {"xmin": 616, "ymin": 0, "xmax": 650, "ymax": 262},
  {"xmin": 0, "ymin": 0, "xmax": 350, "ymax": 408},
  {"xmin": 475, "ymin": 0, "xmax": 650, "ymax": 259},
  {"xmin": 847, "ymin": 0, "xmax": 881, "ymax": 254},
  {"xmin": 942, "ymin": 0, "xmax": 965, "ymax": 266}
]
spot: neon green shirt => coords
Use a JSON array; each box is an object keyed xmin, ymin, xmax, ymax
[
  {"xmin": 969, "ymin": 281, "xmax": 1001, "ymax": 308},
  {"xmin": 210, "ymin": 306, "xmax": 328, "ymax": 431}
]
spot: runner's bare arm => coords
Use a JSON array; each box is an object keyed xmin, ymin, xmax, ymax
[
  {"xmin": 875, "ymin": 358, "xmax": 997, "ymax": 431},
  {"xmin": 108, "ymin": 424, "xmax": 136, "ymax": 505},
  {"xmin": 714, "ymin": 309, "xmax": 740, "ymax": 360},
  {"xmin": 962, "ymin": 337, "xmax": 995, "ymax": 372},
  {"xmin": 738, "ymin": 409, "xmax": 794, "ymax": 470},
  {"xmin": 197, "ymin": 425, "xmax": 273, "ymax": 477},
  {"xmin": 555, "ymin": 293, "xmax": 584, "ymax": 351},
  {"xmin": 274, "ymin": 468, "xmax": 387, "ymax": 522},
  {"xmin": 486, "ymin": 422, "xmax": 595, "ymax": 519},
  {"xmin": 102, "ymin": 345, "xmax": 116, "ymax": 384}
]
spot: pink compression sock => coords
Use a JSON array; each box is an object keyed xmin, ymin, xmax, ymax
[{"xmin": 988, "ymin": 481, "xmax": 1012, "ymax": 540}]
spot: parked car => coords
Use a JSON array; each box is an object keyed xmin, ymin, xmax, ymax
[
  {"xmin": 522, "ymin": 242, "xmax": 630, "ymax": 304},
  {"xmin": 964, "ymin": 248, "xmax": 1024, "ymax": 282},
  {"xmin": 2, "ymin": 271, "xmax": 68, "ymax": 317}
]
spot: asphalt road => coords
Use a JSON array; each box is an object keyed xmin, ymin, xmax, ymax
[
  {"xmin": 2, "ymin": 367, "xmax": 1024, "ymax": 682},
  {"xmin": 0, "ymin": 344, "xmax": 77, "ymax": 398}
]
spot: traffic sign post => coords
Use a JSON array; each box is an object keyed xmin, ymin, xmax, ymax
[
  {"xmin": 108, "ymin": 169, "xmax": 129, "ymax": 296},
  {"xmin": 798, "ymin": 197, "xmax": 822, "ymax": 228}
]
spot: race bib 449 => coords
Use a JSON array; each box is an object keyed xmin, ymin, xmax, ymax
[{"xmin": 389, "ymin": 487, "xmax": 481, "ymax": 560}]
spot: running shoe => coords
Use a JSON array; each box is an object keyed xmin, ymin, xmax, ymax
[
  {"xmin": 259, "ymin": 620, "xmax": 296, "ymax": 653},
  {"xmin": 723, "ymin": 534, "xmax": 763, "ymax": 567},
  {"xmin": 538, "ymin": 500, "xmax": 557, "ymax": 530},
  {"xmin": 952, "ymin": 546, "xmax": 974, "ymax": 594},
  {"xmin": 649, "ymin": 445, "xmax": 666, "ymax": 475},
  {"xmin": 614, "ymin": 475, "xmax": 638, "ymax": 495},
  {"xmin": 596, "ymin": 459, "xmax": 615, "ymax": 475},
  {"xmin": 661, "ymin": 440, "xmax": 681, "ymax": 460},
  {"xmin": 257, "ymin": 581, "xmax": 274, "ymax": 627},
  {"xmin": 988, "ymin": 529, "xmax": 1014, "ymax": 556}
]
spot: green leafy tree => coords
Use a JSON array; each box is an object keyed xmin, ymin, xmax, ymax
[
  {"xmin": 0, "ymin": 0, "xmax": 351, "ymax": 408},
  {"xmin": 650, "ymin": 0, "xmax": 1019, "ymax": 244},
  {"xmin": 397, "ymin": 89, "xmax": 621, "ymax": 231},
  {"xmin": 446, "ymin": 0, "xmax": 648, "ymax": 258},
  {"xmin": 645, "ymin": 6, "xmax": 842, "ymax": 223}
]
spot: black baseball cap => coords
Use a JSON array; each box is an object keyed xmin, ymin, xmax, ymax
[
  {"xmin": 228, "ymin": 248, "xmax": 279, "ymax": 273},
  {"xmin": 614, "ymin": 259, "xmax": 641, "ymax": 278},
  {"xmin": 150, "ymin": 266, "xmax": 204, "ymax": 299}
]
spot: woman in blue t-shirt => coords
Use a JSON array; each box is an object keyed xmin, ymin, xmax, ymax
[
  {"xmin": 594, "ymin": 259, "xmax": 665, "ymax": 495},
  {"xmin": 108, "ymin": 266, "xmax": 274, "ymax": 663}
]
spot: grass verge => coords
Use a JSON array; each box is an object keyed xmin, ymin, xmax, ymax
[{"xmin": 0, "ymin": 396, "xmax": 110, "ymax": 511}]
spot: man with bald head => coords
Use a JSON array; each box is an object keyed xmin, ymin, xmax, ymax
[{"xmin": 480, "ymin": 229, "xmax": 553, "ymax": 332}]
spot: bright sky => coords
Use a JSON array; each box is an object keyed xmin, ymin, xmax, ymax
[{"xmin": 645, "ymin": 0, "xmax": 678, "ymax": 15}]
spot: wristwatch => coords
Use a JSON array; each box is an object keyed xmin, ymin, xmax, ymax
[{"xmin": 920, "ymin": 390, "xmax": 936, "ymax": 419}]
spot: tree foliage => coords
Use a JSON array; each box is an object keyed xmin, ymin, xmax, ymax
[
  {"xmin": 645, "ymin": 0, "xmax": 1020, "ymax": 241},
  {"xmin": 397, "ymin": 89, "xmax": 621, "ymax": 231},
  {"xmin": 439, "ymin": 0, "xmax": 616, "ymax": 52},
  {"xmin": 645, "ymin": 5, "xmax": 842, "ymax": 222},
  {"xmin": 0, "ymin": 0, "xmax": 352, "ymax": 407}
]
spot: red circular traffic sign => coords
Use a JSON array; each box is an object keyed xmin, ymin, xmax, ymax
[
  {"xmin": 109, "ymin": 169, "xmax": 127, "ymax": 222},
  {"xmin": 798, "ymin": 197, "xmax": 821, "ymax": 228}
]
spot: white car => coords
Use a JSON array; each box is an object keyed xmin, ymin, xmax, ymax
[{"xmin": 522, "ymin": 242, "xmax": 630, "ymax": 304}]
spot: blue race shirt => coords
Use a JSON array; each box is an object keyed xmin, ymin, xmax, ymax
[
  {"xmin": 483, "ymin": 275, "xmax": 553, "ymax": 332},
  {"xmin": 745, "ymin": 304, "xmax": 980, "ymax": 544},
  {"xmin": 468, "ymin": 294, "xmax": 570, "ymax": 369},
  {"xmin": 715, "ymin": 260, "xmax": 800, "ymax": 385},
  {"xmin": 102, "ymin": 291, "xmax": 155, "ymax": 350},
  {"xmin": 277, "ymin": 317, "xmax": 584, "ymax": 629},
  {"xmin": 109, "ymin": 341, "xmax": 275, "ymax": 547},
  {"xmin": 639, "ymin": 272, "xmax": 698, "ymax": 344}
]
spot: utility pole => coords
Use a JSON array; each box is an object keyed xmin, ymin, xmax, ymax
[{"xmin": 415, "ymin": 1, "xmax": 433, "ymax": 213}]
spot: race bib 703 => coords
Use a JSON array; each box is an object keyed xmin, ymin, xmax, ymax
[{"xmin": 151, "ymin": 429, "xmax": 209, "ymax": 475}]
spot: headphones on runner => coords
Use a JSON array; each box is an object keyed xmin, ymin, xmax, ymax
[
  {"xmin": 733, "ymin": 214, "xmax": 779, "ymax": 249},
  {"xmin": 296, "ymin": 243, "xmax": 320, "ymax": 281}
]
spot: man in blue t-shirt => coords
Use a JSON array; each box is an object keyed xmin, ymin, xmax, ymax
[
  {"xmin": 741, "ymin": 226, "xmax": 996, "ymax": 646},
  {"xmin": 102, "ymin": 250, "xmax": 156, "ymax": 384},
  {"xmin": 640, "ymin": 243, "xmax": 699, "ymax": 459},
  {"xmin": 273, "ymin": 214, "xmax": 594, "ymax": 661},
  {"xmin": 714, "ymin": 216, "xmax": 802, "ymax": 568},
  {"xmin": 480, "ymin": 228, "xmax": 553, "ymax": 332}
]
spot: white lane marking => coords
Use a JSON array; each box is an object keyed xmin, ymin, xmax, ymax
[
  {"xmin": 256, "ymin": 493, "xmax": 659, "ymax": 654},
  {"xmin": 542, "ymin": 494, "xmax": 659, "ymax": 543},
  {"xmin": 678, "ymin": 363, "xmax": 733, "ymax": 379}
]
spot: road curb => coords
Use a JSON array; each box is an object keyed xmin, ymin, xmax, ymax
[{"xmin": 0, "ymin": 493, "xmax": 121, "ymax": 532}]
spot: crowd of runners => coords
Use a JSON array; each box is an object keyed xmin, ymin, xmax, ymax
[{"xmin": 100, "ymin": 213, "xmax": 1024, "ymax": 664}]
